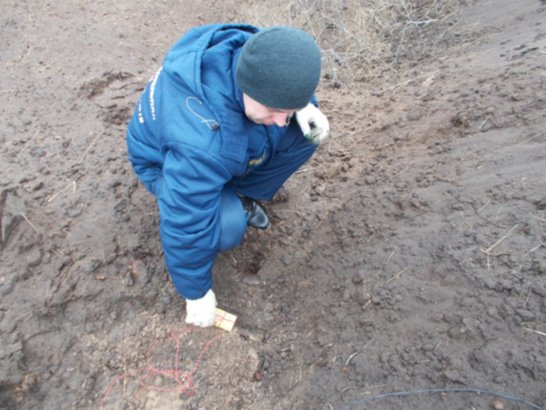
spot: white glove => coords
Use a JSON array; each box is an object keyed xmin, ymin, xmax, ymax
[
  {"xmin": 295, "ymin": 103, "xmax": 330, "ymax": 144},
  {"xmin": 185, "ymin": 289, "xmax": 217, "ymax": 327}
]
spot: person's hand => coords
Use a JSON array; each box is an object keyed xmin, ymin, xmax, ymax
[
  {"xmin": 296, "ymin": 103, "xmax": 330, "ymax": 144},
  {"xmin": 185, "ymin": 289, "xmax": 217, "ymax": 327}
]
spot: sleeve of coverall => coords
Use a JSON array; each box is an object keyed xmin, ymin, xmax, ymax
[
  {"xmin": 154, "ymin": 142, "xmax": 231, "ymax": 300},
  {"xmin": 126, "ymin": 127, "xmax": 164, "ymax": 195}
]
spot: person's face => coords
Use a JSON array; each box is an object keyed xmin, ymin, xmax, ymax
[{"xmin": 243, "ymin": 94, "xmax": 297, "ymax": 127}]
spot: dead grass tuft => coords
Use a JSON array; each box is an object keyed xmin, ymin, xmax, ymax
[{"xmin": 243, "ymin": 0, "xmax": 467, "ymax": 87}]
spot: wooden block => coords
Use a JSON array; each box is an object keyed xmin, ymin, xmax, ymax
[{"xmin": 214, "ymin": 308, "xmax": 237, "ymax": 332}]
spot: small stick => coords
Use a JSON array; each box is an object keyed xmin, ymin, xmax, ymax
[
  {"xmin": 16, "ymin": 130, "xmax": 40, "ymax": 159},
  {"xmin": 523, "ymin": 243, "xmax": 543, "ymax": 257},
  {"xmin": 516, "ymin": 133, "xmax": 543, "ymax": 145},
  {"xmin": 376, "ymin": 249, "xmax": 396, "ymax": 275},
  {"xmin": 345, "ymin": 352, "xmax": 359, "ymax": 366},
  {"xmin": 385, "ymin": 250, "xmax": 396, "ymax": 265},
  {"xmin": 481, "ymin": 224, "xmax": 519, "ymax": 255},
  {"xmin": 478, "ymin": 116, "xmax": 490, "ymax": 131},
  {"xmin": 522, "ymin": 283, "xmax": 532, "ymax": 308},
  {"xmin": 408, "ymin": 19, "xmax": 437, "ymax": 26},
  {"xmin": 386, "ymin": 70, "xmax": 439, "ymax": 91},
  {"xmin": 80, "ymin": 133, "xmax": 102, "ymax": 161},
  {"xmin": 385, "ymin": 266, "xmax": 410, "ymax": 284},
  {"xmin": 433, "ymin": 175, "xmax": 461, "ymax": 186},
  {"xmin": 47, "ymin": 181, "xmax": 76, "ymax": 203},
  {"xmin": 480, "ymin": 251, "xmax": 511, "ymax": 257},
  {"xmin": 122, "ymin": 365, "xmax": 127, "ymax": 394},
  {"xmin": 530, "ymin": 215, "xmax": 546, "ymax": 223},
  {"xmin": 478, "ymin": 116, "xmax": 502, "ymax": 131},
  {"xmin": 523, "ymin": 327, "xmax": 546, "ymax": 337},
  {"xmin": 294, "ymin": 166, "xmax": 311, "ymax": 175},
  {"xmin": 478, "ymin": 200, "xmax": 491, "ymax": 213},
  {"xmin": 19, "ymin": 213, "xmax": 41, "ymax": 234},
  {"xmin": 468, "ymin": 201, "xmax": 509, "ymax": 229},
  {"xmin": 229, "ymin": 254, "xmax": 238, "ymax": 266}
]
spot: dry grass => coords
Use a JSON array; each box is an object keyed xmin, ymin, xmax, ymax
[{"xmin": 243, "ymin": 0, "xmax": 467, "ymax": 87}]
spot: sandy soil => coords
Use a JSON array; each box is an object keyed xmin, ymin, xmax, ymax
[{"xmin": 1, "ymin": 0, "xmax": 545, "ymax": 409}]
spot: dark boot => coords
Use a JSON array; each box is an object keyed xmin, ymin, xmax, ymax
[{"xmin": 241, "ymin": 197, "xmax": 270, "ymax": 229}]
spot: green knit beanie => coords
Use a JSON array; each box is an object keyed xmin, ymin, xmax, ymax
[{"xmin": 236, "ymin": 26, "xmax": 321, "ymax": 110}]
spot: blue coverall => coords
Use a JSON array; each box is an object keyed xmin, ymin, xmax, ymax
[{"xmin": 127, "ymin": 24, "xmax": 317, "ymax": 300}]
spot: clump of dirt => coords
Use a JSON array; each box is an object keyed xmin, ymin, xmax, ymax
[{"xmin": 0, "ymin": 0, "xmax": 544, "ymax": 409}]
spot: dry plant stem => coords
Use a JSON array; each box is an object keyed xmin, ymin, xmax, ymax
[
  {"xmin": 523, "ymin": 243, "xmax": 544, "ymax": 257},
  {"xmin": 478, "ymin": 116, "xmax": 502, "ymax": 131},
  {"xmin": 123, "ymin": 366, "xmax": 128, "ymax": 394},
  {"xmin": 433, "ymin": 175, "xmax": 461, "ymax": 186},
  {"xmin": 20, "ymin": 213, "xmax": 41, "ymax": 234},
  {"xmin": 244, "ymin": 0, "xmax": 464, "ymax": 86},
  {"xmin": 375, "ymin": 249, "xmax": 396, "ymax": 275},
  {"xmin": 386, "ymin": 70, "xmax": 439, "ymax": 91},
  {"xmin": 468, "ymin": 200, "xmax": 511, "ymax": 229},
  {"xmin": 16, "ymin": 130, "xmax": 40, "ymax": 159},
  {"xmin": 529, "ymin": 215, "xmax": 546, "ymax": 223},
  {"xmin": 345, "ymin": 352, "xmax": 359, "ymax": 366},
  {"xmin": 522, "ymin": 283, "xmax": 532, "ymax": 308},
  {"xmin": 393, "ymin": 162, "xmax": 415, "ymax": 178},
  {"xmin": 80, "ymin": 133, "xmax": 102, "ymax": 161},
  {"xmin": 385, "ymin": 266, "xmax": 410, "ymax": 284},
  {"xmin": 523, "ymin": 327, "xmax": 546, "ymax": 337},
  {"xmin": 47, "ymin": 181, "xmax": 77, "ymax": 203},
  {"xmin": 480, "ymin": 224, "xmax": 520, "ymax": 255}
]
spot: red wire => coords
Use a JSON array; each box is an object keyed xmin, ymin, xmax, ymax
[{"xmin": 99, "ymin": 326, "xmax": 224, "ymax": 409}]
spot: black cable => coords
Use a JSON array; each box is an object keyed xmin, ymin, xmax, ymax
[{"xmin": 346, "ymin": 387, "xmax": 543, "ymax": 410}]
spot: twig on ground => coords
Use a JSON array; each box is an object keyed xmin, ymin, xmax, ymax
[
  {"xmin": 523, "ymin": 327, "xmax": 546, "ymax": 337},
  {"xmin": 522, "ymin": 283, "xmax": 532, "ymax": 308},
  {"xmin": 515, "ymin": 133, "xmax": 543, "ymax": 145},
  {"xmin": 523, "ymin": 243, "xmax": 544, "ymax": 257},
  {"xmin": 480, "ymin": 224, "xmax": 520, "ymax": 255},
  {"xmin": 482, "ymin": 250, "xmax": 511, "ymax": 257},
  {"xmin": 345, "ymin": 352, "xmax": 359, "ymax": 366},
  {"xmin": 459, "ymin": 211, "xmax": 472, "ymax": 230},
  {"xmin": 294, "ymin": 166, "xmax": 312, "ymax": 175},
  {"xmin": 16, "ymin": 130, "xmax": 40, "ymax": 159},
  {"xmin": 477, "ymin": 200, "xmax": 490, "ymax": 213},
  {"xmin": 385, "ymin": 70, "xmax": 439, "ymax": 91},
  {"xmin": 393, "ymin": 162, "xmax": 415, "ymax": 178},
  {"xmin": 467, "ymin": 201, "xmax": 511, "ymax": 229},
  {"xmin": 80, "ymin": 133, "xmax": 102, "ymax": 161},
  {"xmin": 47, "ymin": 181, "xmax": 77, "ymax": 203},
  {"xmin": 530, "ymin": 214, "xmax": 546, "ymax": 223},
  {"xmin": 385, "ymin": 266, "xmax": 410, "ymax": 284},
  {"xmin": 10, "ymin": 44, "xmax": 32, "ymax": 65},
  {"xmin": 20, "ymin": 213, "xmax": 41, "ymax": 234},
  {"xmin": 433, "ymin": 175, "xmax": 461, "ymax": 186},
  {"xmin": 376, "ymin": 249, "xmax": 396, "ymax": 275},
  {"xmin": 123, "ymin": 366, "xmax": 128, "ymax": 394},
  {"xmin": 478, "ymin": 116, "xmax": 502, "ymax": 131}
]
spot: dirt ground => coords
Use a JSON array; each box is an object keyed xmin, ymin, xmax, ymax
[{"xmin": 1, "ymin": 0, "xmax": 545, "ymax": 409}]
